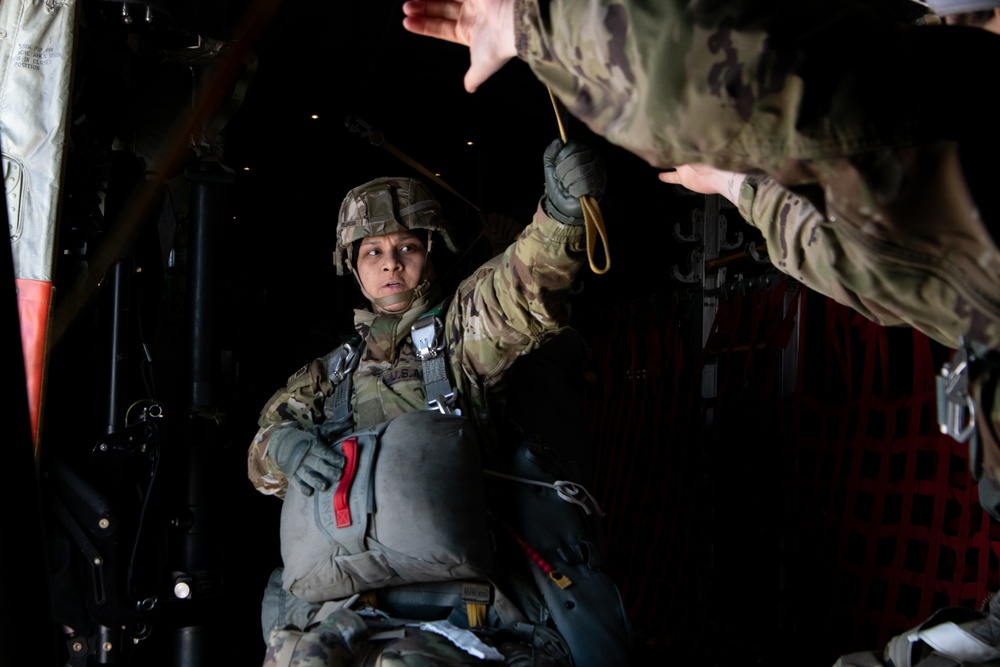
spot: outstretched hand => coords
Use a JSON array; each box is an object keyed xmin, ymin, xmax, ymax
[
  {"xmin": 658, "ymin": 164, "xmax": 746, "ymax": 205},
  {"xmin": 402, "ymin": 0, "xmax": 518, "ymax": 93}
]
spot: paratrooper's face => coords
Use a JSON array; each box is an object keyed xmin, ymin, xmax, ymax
[{"xmin": 356, "ymin": 230, "xmax": 430, "ymax": 313}]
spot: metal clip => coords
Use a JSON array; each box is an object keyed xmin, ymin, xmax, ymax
[
  {"xmin": 937, "ymin": 344, "xmax": 977, "ymax": 444},
  {"xmin": 412, "ymin": 315, "xmax": 443, "ymax": 360},
  {"xmin": 427, "ymin": 393, "xmax": 461, "ymax": 416},
  {"xmin": 327, "ymin": 342, "xmax": 360, "ymax": 384}
]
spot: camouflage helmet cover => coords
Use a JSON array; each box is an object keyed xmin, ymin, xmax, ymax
[{"xmin": 334, "ymin": 176, "xmax": 458, "ymax": 275}]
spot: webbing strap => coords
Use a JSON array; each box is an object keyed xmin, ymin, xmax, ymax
[
  {"xmin": 411, "ymin": 309, "xmax": 460, "ymax": 413},
  {"xmin": 331, "ymin": 376, "xmax": 353, "ymax": 425},
  {"xmin": 367, "ymin": 579, "xmax": 529, "ymax": 628},
  {"xmin": 325, "ymin": 341, "xmax": 361, "ymax": 426},
  {"xmin": 422, "ymin": 355, "xmax": 453, "ymax": 404},
  {"xmin": 917, "ymin": 620, "xmax": 1000, "ymax": 663},
  {"xmin": 488, "ymin": 579, "xmax": 529, "ymax": 627}
]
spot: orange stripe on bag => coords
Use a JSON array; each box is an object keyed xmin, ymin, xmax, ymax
[
  {"xmin": 16, "ymin": 278, "xmax": 53, "ymax": 448},
  {"xmin": 335, "ymin": 437, "xmax": 358, "ymax": 528}
]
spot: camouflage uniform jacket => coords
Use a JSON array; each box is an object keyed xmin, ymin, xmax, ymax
[
  {"xmin": 248, "ymin": 201, "xmax": 585, "ymax": 496},
  {"xmin": 735, "ymin": 173, "xmax": 1000, "ymax": 351},
  {"xmin": 514, "ymin": 0, "xmax": 1000, "ymax": 349}
]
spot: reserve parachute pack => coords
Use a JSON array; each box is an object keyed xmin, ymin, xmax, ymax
[
  {"xmin": 279, "ymin": 409, "xmax": 493, "ymax": 601},
  {"xmin": 278, "ymin": 301, "xmax": 488, "ymax": 601}
]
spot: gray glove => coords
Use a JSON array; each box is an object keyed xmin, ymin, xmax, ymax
[
  {"xmin": 268, "ymin": 424, "xmax": 346, "ymax": 496},
  {"xmin": 542, "ymin": 138, "xmax": 607, "ymax": 225}
]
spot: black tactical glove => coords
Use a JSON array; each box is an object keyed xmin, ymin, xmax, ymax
[
  {"xmin": 542, "ymin": 138, "xmax": 607, "ymax": 225},
  {"xmin": 268, "ymin": 424, "xmax": 346, "ymax": 496}
]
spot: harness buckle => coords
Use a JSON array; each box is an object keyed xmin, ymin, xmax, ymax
[
  {"xmin": 427, "ymin": 393, "xmax": 462, "ymax": 416},
  {"xmin": 937, "ymin": 340, "xmax": 977, "ymax": 444},
  {"xmin": 412, "ymin": 315, "xmax": 444, "ymax": 361},
  {"xmin": 328, "ymin": 342, "xmax": 361, "ymax": 384},
  {"xmin": 412, "ymin": 307, "xmax": 461, "ymax": 415}
]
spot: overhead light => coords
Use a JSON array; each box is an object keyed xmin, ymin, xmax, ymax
[
  {"xmin": 466, "ymin": 141, "xmax": 473, "ymax": 146},
  {"xmin": 311, "ymin": 114, "xmax": 319, "ymax": 120}
]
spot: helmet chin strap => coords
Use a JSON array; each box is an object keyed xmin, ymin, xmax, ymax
[
  {"xmin": 371, "ymin": 280, "xmax": 429, "ymax": 312},
  {"xmin": 356, "ymin": 275, "xmax": 433, "ymax": 313},
  {"xmin": 354, "ymin": 245, "xmax": 436, "ymax": 313}
]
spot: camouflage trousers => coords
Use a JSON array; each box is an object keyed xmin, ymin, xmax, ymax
[{"xmin": 262, "ymin": 609, "xmax": 567, "ymax": 667}]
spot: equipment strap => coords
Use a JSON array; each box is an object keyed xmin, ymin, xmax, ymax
[
  {"xmin": 364, "ymin": 578, "xmax": 529, "ymax": 629},
  {"xmin": 411, "ymin": 301, "xmax": 461, "ymax": 415},
  {"xmin": 325, "ymin": 341, "xmax": 362, "ymax": 427},
  {"xmin": 885, "ymin": 605, "xmax": 1000, "ymax": 667},
  {"xmin": 917, "ymin": 621, "xmax": 1000, "ymax": 664},
  {"xmin": 326, "ymin": 301, "xmax": 461, "ymax": 424}
]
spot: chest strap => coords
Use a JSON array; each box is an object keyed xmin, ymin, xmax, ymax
[
  {"xmin": 411, "ymin": 310, "xmax": 461, "ymax": 415},
  {"xmin": 324, "ymin": 341, "xmax": 362, "ymax": 429}
]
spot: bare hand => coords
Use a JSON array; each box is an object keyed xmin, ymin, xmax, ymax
[
  {"xmin": 402, "ymin": 0, "xmax": 517, "ymax": 93},
  {"xmin": 658, "ymin": 164, "xmax": 745, "ymax": 205}
]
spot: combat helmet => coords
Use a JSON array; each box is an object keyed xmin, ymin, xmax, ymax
[
  {"xmin": 335, "ymin": 176, "xmax": 458, "ymax": 275},
  {"xmin": 335, "ymin": 176, "xmax": 459, "ymax": 310}
]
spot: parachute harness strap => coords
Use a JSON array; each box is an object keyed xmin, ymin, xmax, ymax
[{"xmin": 548, "ymin": 86, "xmax": 611, "ymax": 275}]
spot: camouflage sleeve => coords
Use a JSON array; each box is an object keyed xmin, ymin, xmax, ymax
[
  {"xmin": 247, "ymin": 356, "xmax": 336, "ymax": 497},
  {"xmin": 447, "ymin": 200, "xmax": 585, "ymax": 399},
  {"xmin": 511, "ymin": 0, "xmax": 970, "ymax": 177},
  {"xmin": 735, "ymin": 174, "xmax": 908, "ymax": 331},
  {"xmin": 737, "ymin": 173, "xmax": 1000, "ymax": 351},
  {"xmin": 513, "ymin": 0, "xmax": 1000, "ymax": 353}
]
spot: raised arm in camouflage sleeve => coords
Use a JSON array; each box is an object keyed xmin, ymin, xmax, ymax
[
  {"xmin": 735, "ymin": 173, "xmax": 999, "ymax": 350},
  {"xmin": 735, "ymin": 175, "xmax": 909, "ymax": 331},
  {"xmin": 445, "ymin": 199, "xmax": 586, "ymax": 427},
  {"xmin": 405, "ymin": 2, "xmax": 1000, "ymax": 351},
  {"xmin": 513, "ymin": 0, "xmax": 1000, "ymax": 353},
  {"xmin": 660, "ymin": 156, "xmax": 1000, "ymax": 351},
  {"xmin": 512, "ymin": 0, "xmax": 991, "ymax": 173}
]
